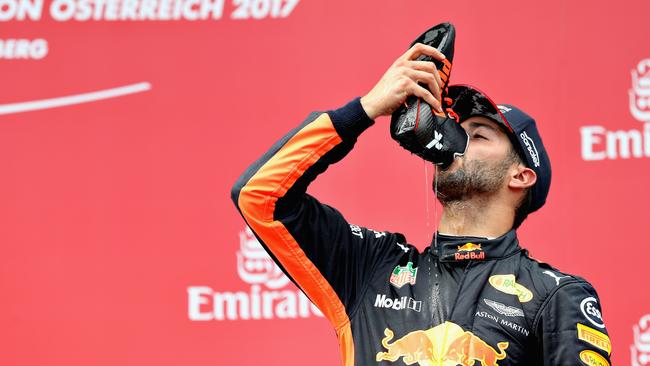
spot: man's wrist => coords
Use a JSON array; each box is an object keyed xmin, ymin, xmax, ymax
[
  {"xmin": 327, "ymin": 97, "xmax": 375, "ymax": 140},
  {"xmin": 360, "ymin": 95, "xmax": 381, "ymax": 120}
]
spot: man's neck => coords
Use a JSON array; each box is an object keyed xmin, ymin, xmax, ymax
[{"xmin": 437, "ymin": 198, "xmax": 514, "ymax": 239}]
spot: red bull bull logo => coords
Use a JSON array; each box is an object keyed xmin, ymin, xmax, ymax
[
  {"xmin": 455, "ymin": 242, "xmax": 485, "ymax": 261},
  {"xmin": 457, "ymin": 243, "xmax": 481, "ymax": 252},
  {"xmin": 376, "ymin": 322, "xmax": 508, "ymax": 365}
]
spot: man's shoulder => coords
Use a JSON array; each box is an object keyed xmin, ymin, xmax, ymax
[
  {"xmin": 515, "ymin": 255, "xmax": 610, "ymax": 334},
  {"xmin": 516, "ymin": 252, "xmax": 598, "ymax": 301},
  {"xmin": 344, "ymin": 222, "xmax": 415, "ymax": 255}
]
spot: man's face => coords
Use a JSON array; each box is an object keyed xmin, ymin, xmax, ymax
[{"xmin": 436, "ymin": 116, "xmax": 518, "ymax": 204}]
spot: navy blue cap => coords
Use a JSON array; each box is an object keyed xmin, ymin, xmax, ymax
[{"xmin": 446, "ymin": 84, "xmax": 552, "ymax": 214}]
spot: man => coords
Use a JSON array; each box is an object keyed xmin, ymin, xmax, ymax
[{"xmin": 231, "ymin": 42, "xmax": 612, "ymax": 365}]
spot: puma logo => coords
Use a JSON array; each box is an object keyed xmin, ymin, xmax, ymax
[{"xmin": 543, "ymin": 270, "xmax": 570, "ymax": 286}]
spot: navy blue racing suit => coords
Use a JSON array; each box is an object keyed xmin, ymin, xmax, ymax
[{"xmin": 231, "ymin": 97, "xmax": 612, "ymax": 366}]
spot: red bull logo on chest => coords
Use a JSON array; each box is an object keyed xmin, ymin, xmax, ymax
[
  {"xmin": 376, "ymin": 321, "xmax": 508, "ymax": 365},
  {"xmin": 455, "ymin": 242, "xmax": 486, "ymax": 261},
  {"xmin": 389, "ymin": 262, "xmax": 418, "ymax": 288}
]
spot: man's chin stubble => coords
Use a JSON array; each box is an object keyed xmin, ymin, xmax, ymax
[{"xmin": 434, "ymin": 159, "xmax": 509, "ymax": 205}]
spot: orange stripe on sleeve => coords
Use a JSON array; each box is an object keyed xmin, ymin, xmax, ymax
[
  {"xmin": 237, "ymin": 113, "xmax": 354, "ymax": 364},
  {"xmin": 339, "ymin": 323, "xmax": 355, "ymax": 366}
]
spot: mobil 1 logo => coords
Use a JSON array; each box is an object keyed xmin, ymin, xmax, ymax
[{"xmin": 374, "ymin": 294, "xmax": 422, "ymax": 312}]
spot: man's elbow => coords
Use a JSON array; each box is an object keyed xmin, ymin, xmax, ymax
[
  {"xmin": 230, "ymin": 175, "xmax": 247, "ymax": 209},
  {"xmin": 230, "ymin": 175, "xmax": 264, "ymax": 219}
]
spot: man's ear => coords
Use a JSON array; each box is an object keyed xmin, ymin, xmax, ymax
[{"xmin": 509, "ymin": 165, "xmax": 537, "ymax": 189}]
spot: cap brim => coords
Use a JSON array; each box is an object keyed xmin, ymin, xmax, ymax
[{"xmin": 447, "ymin": 84, "xmax": 514, "ymax": 133}]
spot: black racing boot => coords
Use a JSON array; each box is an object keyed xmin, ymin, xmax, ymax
[{"xmin": 390, "ymin": 22, "xmax": 468, "ymax": 169}]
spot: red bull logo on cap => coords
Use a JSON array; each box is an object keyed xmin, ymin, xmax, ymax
[{"xmin": 376, "ymin": 321, "xmax": 508, "ymax": 365}]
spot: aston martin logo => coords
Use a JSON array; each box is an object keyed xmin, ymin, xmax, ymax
[{"xmin": 483, "ymin": 299, "xmax": 524, "ymax": 317}]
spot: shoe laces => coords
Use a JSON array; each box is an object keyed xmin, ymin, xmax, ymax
[{"xmin": 442, "ymin": 94, "xmax": 459, "ymax": 121}]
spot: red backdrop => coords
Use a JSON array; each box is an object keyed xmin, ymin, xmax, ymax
[{"xmin": 1, "ymin": 1, "xmax": 649, "ymax": 365}]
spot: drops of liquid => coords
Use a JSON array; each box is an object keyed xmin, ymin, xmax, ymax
[
  {"xmin": 424, "ymin": 161, "xmax": 440, "ymax": 249},
  {"xmin": 434, "ymin": 164, "xmax": 439, "ymax": 249},
  {"xmin": 424, "ymin": 161, "xmax": 431, "ymax": 242}
]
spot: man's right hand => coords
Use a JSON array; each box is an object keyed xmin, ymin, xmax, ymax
[{"xmin": 360, "ymin": 43, "xmax": 446, "ymax": 120}]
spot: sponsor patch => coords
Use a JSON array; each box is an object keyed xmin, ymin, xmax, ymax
[
  {"xmin": 577, "ymin": 323, "xmax": 611, "ymax": 355},
  {"xmin": 483, "ymin": 298, "xmax": 524, "ymax": 317},
  {"xmin": 374, "ymin": 294, "xmax": 421, "ymax": 312},
  {"xmin": 579, "ymin": 350, "xmax": 610, "ymax": 366},
  {"xmin": 488, "ymin": 274, "xmax": 533, "ymax": 303},
  {"xmin": 542, "ymin": 270, "xmax": 570, "ymax": 286},
  {"xmin": 520, "ymin": 131, "xmax": 541, "ymax": 167},
  {"xmin": 455, "ymin": 242, "xmax": 486, "ymax": 261},
  {"xmin": 580, "ymin": 297, "xmax": 605, "ymax": 329},
  {"xmin": 390, "ymin": 262, "xmax": 418, "ymax": 288},
  {"xmin": 458, "ymin": 243, "xmax": 481, "ymax": 252},
  {"xmin": 475, "ymin": 310, "xmax": 530, "ymax": 337}
]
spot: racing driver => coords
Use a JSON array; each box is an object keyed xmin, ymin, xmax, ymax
[{"xmin": 231, "ymin": 42, "xmax": 612, "ymax": 365}]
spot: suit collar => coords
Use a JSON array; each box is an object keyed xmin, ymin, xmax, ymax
[{"xmin": 431, "ymin": 229, "xmax": 521, "ymax": 262}]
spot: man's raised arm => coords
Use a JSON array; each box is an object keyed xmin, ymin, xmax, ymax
[{"xmin": 230, "ymin": 43, "xmax": 445, "ymax": 332}]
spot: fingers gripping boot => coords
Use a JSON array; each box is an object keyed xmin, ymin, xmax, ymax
[{"xmin": 390, "ymin": 22, "xmax": 468, "ymax": 168}]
